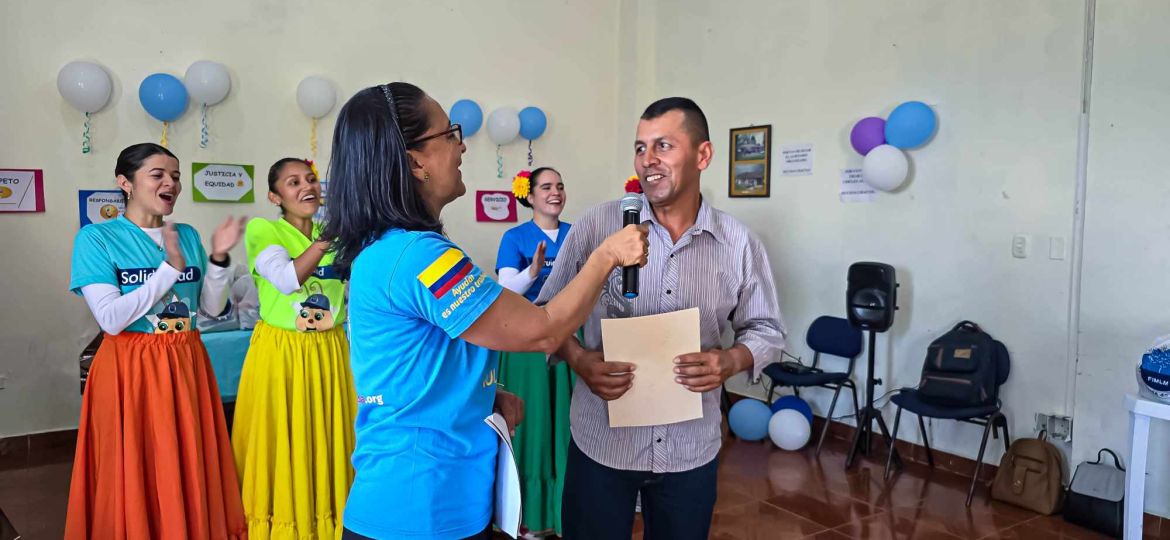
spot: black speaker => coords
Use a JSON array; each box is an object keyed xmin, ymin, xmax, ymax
[{"xmin": 847, "ymin": 262, "xmax": 898, "ymax": 332}]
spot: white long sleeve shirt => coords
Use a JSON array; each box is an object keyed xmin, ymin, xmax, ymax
[{"xmin": 80, "ymin": 225, "xmax": 231, "ymax": 335}]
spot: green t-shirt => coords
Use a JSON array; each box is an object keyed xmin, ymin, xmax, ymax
[{"xmin": 246, "ymin": 218, "xmax": 346, "ymax": 332}]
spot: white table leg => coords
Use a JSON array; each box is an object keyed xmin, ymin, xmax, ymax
[{"xmin": 1125, "ymin": 413, "xmax": 1150, "ymax": 540}]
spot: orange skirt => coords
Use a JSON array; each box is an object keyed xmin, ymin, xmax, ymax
[{"xmin": 65, "ymin": 330, "xmax": 247, "ymax": 540}]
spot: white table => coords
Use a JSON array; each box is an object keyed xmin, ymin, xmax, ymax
[{"xmin": 1125, "ymin": 393, "xmax": 1170, "ymax": 540}]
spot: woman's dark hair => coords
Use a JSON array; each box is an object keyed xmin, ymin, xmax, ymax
[
  {"xmin": 115, "ymin": 143, "xmax": 177, "ymax": 204},
  {"xmin": 268, "ymin": 157, "xmax": 313, "ymax": 193},
  {"xmin": 320, "ymin": 82, "xmax": 438, "ymax": 279},
  {"xmin": 517, "ymin": 167, "xmax": 560, "ymax": 209},
  {"xmin": 267, "ymin": 157, "xmax": 313, "ymax": 214}
]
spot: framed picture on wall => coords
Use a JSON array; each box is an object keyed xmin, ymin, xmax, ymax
[{"xmin": 728, "ymin": 125, "xmax": 772, "ymax": 198}]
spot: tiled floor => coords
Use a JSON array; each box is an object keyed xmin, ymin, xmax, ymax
[{"xmin": 0, "ymin": 433, "xmax": 1164, "ymax": 539}]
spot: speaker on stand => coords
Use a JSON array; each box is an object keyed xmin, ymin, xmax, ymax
[{"xmin": 845, "ymin": 262, "xmax": 903, "ymax": 469}]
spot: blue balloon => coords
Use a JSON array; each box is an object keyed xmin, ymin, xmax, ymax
[
  {"xmin": 770, "ymin": 395, "xmax": 814, "ymax": 425},
  {"xmin": 138, "ymin": 73, "xmax": 188, "ymax": 122},
  {"xmin": 884, "ymin": 101, "xmax": 937, "ymax": 149},
  {"xmin": 449, "ymin": 99, "xmax": 483, "ymax": 138},
  {"xmin": 728, "ymin": 399, "xmax": 772, "ymax": 441},
  {"xmin": 518, "ymin": 106, "xmax": 547, "ymax": 140}
]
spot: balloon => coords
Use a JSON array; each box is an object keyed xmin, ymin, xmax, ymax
[
  {"xmin": 850, "ymin": 117, "xmax": 886, "ymax": 156},
  {"xmin": 728, "ymin": 399, "xmax": 772, "ymax": 441},
  {"xmin": 184, "ymin": 61, "xmax": 231, "ymax": 106},
  {"xmin": 57, "ymin": 61, "xmax": 112, "ymax": 114},
  {"xmin": 518, "ymin": 106, "xmax": 547, "ymax": 140},
  {"xmin": 769, "ymin": 409, "xmax": 812, "ymax": 451},
  {"xmin": 487, "ymin": 107, "xmax": 520, "ymax": 145},
  {"xmin": 296, "ymin": 76, "xmax": 336, "ymax": 119},
  {"xmin": 861, "ymin": 144, "xmax": 909, "ymax": 192},
  {"xmin": 769, "ymin": 395, "xmax": 814, "ymax": 425},
  {"xmin": 449, "ymin": 99, "xmax": 483, "ymax": 138},
  {"xmin": 884, "ymin": 101, "xmax": 937, "ymax": 149},
  {"xmin": 138, "ymin": 73, "xmax": 189, "ymax": 122}
]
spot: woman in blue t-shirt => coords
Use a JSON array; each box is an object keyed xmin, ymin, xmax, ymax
[
  {"xmin": 320, "ymin": 82, "xmax": 648, "ymax": 540},
  {"xmin": 497, "ymin": 167, "xmax": 570, "ymax": 301},
  {"xmin": 495, "ymin": 167, "xmax": 574, "ymax": 537}
]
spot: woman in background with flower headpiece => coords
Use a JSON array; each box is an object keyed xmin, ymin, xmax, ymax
[
  {"xmin": 231, "ymin": 157, "xmax": 356, "ymax": 540},
  {"xmin": 494, "ymin": 167, "xmax": 573, "ymax": 538}
]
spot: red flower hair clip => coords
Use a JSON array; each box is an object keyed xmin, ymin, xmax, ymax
[{"xmin": 624, "ymin": 175, "xmax": 642, "ymax": 194}]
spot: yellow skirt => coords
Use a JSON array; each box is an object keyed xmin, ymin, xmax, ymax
[{"xmin": 231, "ymin": 321, "xmax": 357, "ymax": 540}]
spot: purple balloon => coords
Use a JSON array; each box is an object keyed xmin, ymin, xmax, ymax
[{"xmin": 850, "ymin": 117, "xmax": 886, "ymax": 156}]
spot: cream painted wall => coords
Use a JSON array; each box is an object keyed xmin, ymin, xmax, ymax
[
  {"xmin": 1075, "ymin": 0, "xmax": 1170, "ymax": 520},
  {"xmin": 639, "ymin": 0, "xmax": 1168, "ymax": 518},
  {"xmin": 4, "ymin": 0, "xmax": 1168, "ymax": 519},
  {"xmin": 0, "ymin": 0, "xmax": 628, "ymax": 436},
  {"xmin": 637, "ymin": 0, "xmax": 1089, "ymax": 498}
]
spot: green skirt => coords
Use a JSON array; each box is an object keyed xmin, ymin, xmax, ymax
[{"xmin": 498, "ymin": 350, "xmax": 575, "ymax": 536}]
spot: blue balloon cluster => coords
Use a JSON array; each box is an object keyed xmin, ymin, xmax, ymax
[
  {"xmin": 884, "ymin": 101, "xmax": 937, "ymax": 149},
  {"xmin": 138, "ymin": 73, "xmax": 188, "ymax": 122},
  {"xmin": 449, "ymin": 99, "xmax": 484, "ymax": 138},
  {"xmin": 729, "ymin": 396, "xmax": 815, "ymax": 451},
  {"xmin": 519, "ymin": 106, "xmax": 547, "ymax": 140},
  {"xmin": 728, "ymin": 399, "xmax": 771, "ymax": 441},
  {"xmin": 770, "ymin": 395, "xmax": 813, "ymax": 425},
  {"xmin": 448, "ymin": 99, "xmax": 548, "ymax": 143}
]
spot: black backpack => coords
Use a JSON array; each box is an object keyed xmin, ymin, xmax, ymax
[{"xmin": 917, "ymin": 321, "xmax": 1010, "ymax": 407}]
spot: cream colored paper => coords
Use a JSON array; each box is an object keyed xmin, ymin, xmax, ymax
[{"xmin": 601, "ymin": 308, "xmax": 703, "ymax": 428}]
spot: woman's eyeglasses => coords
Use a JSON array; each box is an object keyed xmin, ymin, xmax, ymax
[{"xmin": 410, "ymin": 124, "xmax": 463, "ymax": 146}]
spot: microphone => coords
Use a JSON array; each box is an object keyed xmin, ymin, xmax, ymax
[{"xmin": 620, "ymin": 193, "xmax": 643, "ymax": 299}]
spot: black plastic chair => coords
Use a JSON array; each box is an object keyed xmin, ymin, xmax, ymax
[
  {"xmin": 762, "ymin": 316, "xmax": 863, "ymax": 456},
  {"xmin": 882, "ymin": 358, "xmax": 1011, "ymax": 506}
]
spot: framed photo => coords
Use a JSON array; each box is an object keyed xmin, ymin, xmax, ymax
[{"xmin": 728, "ymin": 125, "xmax": 771, "ymax": 198}]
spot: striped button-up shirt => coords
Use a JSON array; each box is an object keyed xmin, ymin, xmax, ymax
[{"xmin": 536, "ymin": 195, "xmax": 787, "ymax": 473}]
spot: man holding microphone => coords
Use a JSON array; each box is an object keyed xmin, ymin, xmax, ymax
[{"xmin": 537, "ymin": 97, "xmax": 788, "ymax": 540}]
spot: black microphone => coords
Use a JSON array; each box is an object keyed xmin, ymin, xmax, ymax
[{"xmin": 620, "ymin": 193, "xmax": 643, "ymax": 299}]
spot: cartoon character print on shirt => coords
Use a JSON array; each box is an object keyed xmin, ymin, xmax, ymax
[
  {"xmin": 291, "ymin": 281, "xmax": 336, "ymax": 332},
  {"xmin": 145, "ymin": 294, "xmax": 195, "ymax": 334}
]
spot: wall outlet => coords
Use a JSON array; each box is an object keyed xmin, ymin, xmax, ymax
[
  {"xmin": 1012, "ymin": 234, "xmax": 1030, "ymax": 258},
  {"xmin": 1035, "ymin": 413, "xmax": 1073, "ymax": 442}
]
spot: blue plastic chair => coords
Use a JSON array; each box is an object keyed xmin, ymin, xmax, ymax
[{"xmin": 762, "ymin": 316, "xmax": 863, "ymax": 456}]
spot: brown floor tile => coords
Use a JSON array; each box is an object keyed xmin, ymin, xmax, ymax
[
  {"xmin": 0, "ymin": 437, "xmax": 27, "ymax": 471},
  {"xmin": 710, "ymin": 501, "xmax": 828, "ymax": 540},
  {"xmin": 0, "ymin": 426, "xmax": 1161, "ymax": 540},
  {"xmin": 803, "ymin": 530, "xmax": 857, "ymax": 539},
  {"xmin": 985, "ymin": 516, "xmax": 1117, "ymax": 540},
  {"xmin": 765, "ymin": 485, "xmax": 881, "ymax": 529},
  {"xmin": 830, "ymin": 511, "xmax": 966, "ymax": 540},
  {"xmin": 28, "ymin": 430, "xmax": 77, "ymax": 467},
  {"xmin": 0, "ymin": 462, "xmax": 71, "ymax": 539}
]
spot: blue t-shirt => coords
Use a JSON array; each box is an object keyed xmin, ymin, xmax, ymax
[
  {"xmin": 69, "ymin": 216, "xmax": 208, "ymax": 333},
  {"xmin": 345, "ymin": 229, "xmax": 504, "ymax": 540},
  {"xmin": 495, "ymin": 220, "xmax": 572, "ymax": 303}
]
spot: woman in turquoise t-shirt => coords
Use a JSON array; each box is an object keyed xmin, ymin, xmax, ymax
[
  {"xmin": 319, "ymin": 82, "xmax": 648, "ymax": 540},
  {"xmin": 66, "ymin": 143, "xmax": 247, "ymax": 539}
]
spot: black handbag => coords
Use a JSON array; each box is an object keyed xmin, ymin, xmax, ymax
[{"xmin": 1063, "ymin": 448, "xmax": 1125, "ymax": 538}]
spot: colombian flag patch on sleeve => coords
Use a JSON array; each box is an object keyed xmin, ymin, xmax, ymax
[{"xmin": 417, "ymin": 247, "xmax": 474, "ymax": 299}]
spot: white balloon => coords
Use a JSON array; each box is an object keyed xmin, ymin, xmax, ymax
[
  {"xmin": 296, "ymin": 76, "xmax": 336, "ymax": 119},
  {"xmin": 184, "ymin": 61, "xmax": 231, "ymax": 106},
  {"xmin": 57, "ymin": 61, "xmax": 112, "ymax": 114},
  {"xmin": 487, "ymin": 107, "xmax": 520, "ymax": 145},
  {"xmin": 861, "ymin": 144, "xmax": 910, "ymax": 192},
  {"xmin": 768, "ymin": 409, "xmax": 811, "ymax": 451}
]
